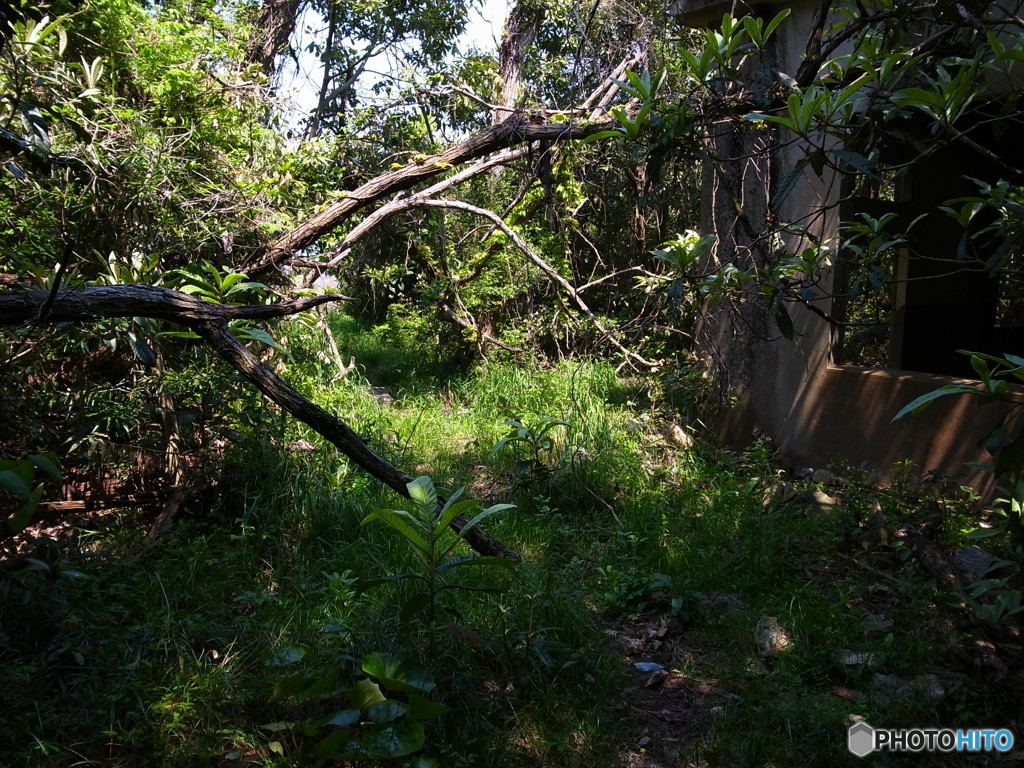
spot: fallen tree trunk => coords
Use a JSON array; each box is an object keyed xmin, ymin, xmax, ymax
[
  {"xmin": 241, "ymin": 116, "xmax": 613, "ymax": 275},
  {"xmin": 0, "ymin": 286, "xmax": 521, "ymax": 560}
]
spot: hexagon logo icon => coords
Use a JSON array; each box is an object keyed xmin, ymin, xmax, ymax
[{"xmin": 848, "ymin": 721, "xmax": 875, "ymax": 757}]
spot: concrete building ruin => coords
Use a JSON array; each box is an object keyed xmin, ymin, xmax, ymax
[{"xmin": 670, "ymin": 0, "xmax": 1024, "ymax": 491}]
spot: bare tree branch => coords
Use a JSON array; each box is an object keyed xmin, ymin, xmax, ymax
[
  {"xmin": 410, "ymin": 199, "xmax": 660, "ymax": 368},
  {"xmin": 0, "ymin": 285, "xmax": 353, "ymax": 325},
  {"xmin": 299, "ymin": 147, "xmax": 532, "ymax": 285},
  {"xmin": 0, "ymin": 286, "xmax": 521, "ymax": 560},
  {"xmin": 242, "ymin": 117, "xmax": 614, "ymax": 275}
]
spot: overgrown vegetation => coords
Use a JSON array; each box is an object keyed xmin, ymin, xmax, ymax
[
  {"xmin": 1, "ymin": 315, "xmax": 1020, "ymax": 766},
  {"xmin": 3, "ymin": 0, "xmax": 1024, "ymax": 764}
]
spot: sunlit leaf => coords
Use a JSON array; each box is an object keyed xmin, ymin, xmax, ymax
[
  {"xmin": 360, "ymin": 653, "xmax": 436, "ymax": 694},
  {"xmin": 348, "ymin": 677, "xmax": 386, "ymax": 709}
]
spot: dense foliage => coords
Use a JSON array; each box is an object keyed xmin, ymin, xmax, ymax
[{"xmin": 2, "ymin": 0, "xmax": 1024, "ymax": 764}]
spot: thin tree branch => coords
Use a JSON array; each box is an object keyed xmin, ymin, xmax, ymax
[
  {"xmin": 0, "ymin": 285, "xmax": 522, "ymax": 561},
  {"xmin": 412, "ymin": 199, "xmax": 659, "ymax": 368},
  {"xmin": 242, "ymin": 117, "xmax": 614, "ymax": 275},
  {"xmin": 299, "ymin": 147, "xmax": 532, "ymax": 284}
]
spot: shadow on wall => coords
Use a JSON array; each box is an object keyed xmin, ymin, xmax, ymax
[{"xmin": 720, "ymin": 363, "xmax": 1022, "ymax": 495}]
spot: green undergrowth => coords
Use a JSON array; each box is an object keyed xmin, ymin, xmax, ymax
[{"xmin": 1, "ymin": 312, "xmax": 1019, "ymax": 767}]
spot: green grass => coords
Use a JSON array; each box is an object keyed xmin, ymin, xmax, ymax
[{"xmin": 0, "ymin": 311, "xmax": 1019, "ymax": 766}]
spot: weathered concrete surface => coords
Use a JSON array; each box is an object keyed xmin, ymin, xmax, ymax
[{"xmin": 674, "ymin": 0, "xmax": 1024, "ymax": 492}]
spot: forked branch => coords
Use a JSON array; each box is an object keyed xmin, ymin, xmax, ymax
[{"xmin": 0, "ymin": 286, "xmax": 521, "ymax": 560}]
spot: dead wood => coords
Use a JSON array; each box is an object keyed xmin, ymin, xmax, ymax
[
  {"xmin": 0, "ymin": 286, "xmax": 521, "ymax": 560},
  {"xmin": 0, "ymin": 284, "xmax": 354, "ymax": 326},
  {"xmin": 241, "ymin": 117, "xmax": 613, "ymax": 276},
  {"xmin": 147, "ymin": 486, "xmax": 199, "ymax": 541}
]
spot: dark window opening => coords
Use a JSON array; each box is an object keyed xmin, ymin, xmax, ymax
[{"xmin": 833, "ymin": 114, "xmax": 1024, "ymax": 377}]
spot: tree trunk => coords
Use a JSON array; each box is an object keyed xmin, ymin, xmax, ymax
[
  {"xmin": 0, "ymin": 286, "xmax": 521, "ymax": 559},
  {"xmin": 241, "ymin": 117, "xmax": 613, "ymax": 275},
  {"xmin": 245, "ymin": 0, "xmax": 304, "ymax": 78},
  {"xmin": 494, "ymin": 0, "xmax": 546, "ymax": 123}
]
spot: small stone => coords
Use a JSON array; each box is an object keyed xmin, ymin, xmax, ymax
[
  {"xmin": 862, "ymin": 614, "xmax": 894, "ymax": 634},
  {"xmin": 645, "ymin": 669, "xmax": 669, "ymax": 688},
  {"xmin": 913, "ymin": 674, "xmax": 945, "ymax": 702},
  {"xmin": 756, "ymin": 615, "xmax": 791, "ymax": 656},
  {"xmin": 764, "ymin": 483, "xmax": 798, "ymax": 506},
  {"xmin": 638, "ymin": 736, "xmax": 652, "ymax": 748},
  {"xmin": 369, "ymin": 386, "xmax": 394, "ymax": 404},
  {"xmin": 837, "ymin": 649, "xmax": 876, "ymax": 666},
  {"xmin": 811, "ymin": 489, "xmax": 839, "ymax": 508},
  {"xmin": 745, "ymin": 657, "xmax": 770, "ymax": 676},
  {"xmin": 812, "ymin": 468, "xmax": 835, "ymax": 484},
  {"xmin": 634, "ymin": 661, "xmax": 664, "ymax": 673},
  {"xmin": 871, "ymin": 673, "xmax": 914, "ymax": 707},
  {"xmin": 863, "ymin": 502, "xmax": 889, "ymax": 547},
  {"xmin": 664, "ymin": 423, "xmax": 694, "ymax": 448},
  {"xmin": 953, "ymin": 545, "xmax": 997, "ymax": 578}
]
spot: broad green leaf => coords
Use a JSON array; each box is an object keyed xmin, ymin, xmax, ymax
[
  {"xmin": 360, "ymin": 653, "xmax": 436, "ymax": 694},
  {"xmin": 361, "ymin": 508, "xmax": 429, "ymax": 557},
  {"xmin": 408, "ymin": 693, "xmax": 450, "ymax": 720},
  {"xmin": 830, "ymin": 149, "xmax": 879, "ymax": 177},
  {"xmin": 271, "ymin": 673, "xmax": 319, "ymax": 702},
  {"xmin": 28, "ymin": 453, "xmax": 60, "ymax": 479},
  {"xmin": 407, "ymin": 476, "xmax": 438, "ymax": 513},
  {"xmin": 742, "ymin": 15, "xmax": 763, "ymax": 46},
  {"xmin": 360, "ymin": 719, "xmax": 425, "ymax": 758},
  {"xmin": 610, "ymin": 75, "xmax": 642, "ymax": 100},
  {"xmin": 311, "ymin": 728, "xmax": 359, "ymax": 758},
  {"xmin": 0, "ymin": 469, "xmax": 31, "ymax": 499},
  {"xmin": 966, "ymin": 527, "xmax": 1001, "ymax": 539},
  {"xmin": 580, "ymin": 128, "xmax": 627, "ymax": 144},
  {"xmin": 436, "ymin": 497, "xmax": 483, "ymax": 535},
  {"xmin": 891, "ymin": 384, "xmax": 981, "ymax": 420},
  {"xmin": 773, "ymin": 304, "xmax": 794, "ymax": 340},
  {"xmin": 237, "ymin": 326, "xmax": 282, "ymax": 350},
  {"xmin": 970, "ymin": 354, "xmax": 991, "ymax": 388},
  {"xmin": 829, "ymin": 71, "xmax": 874, "ymax": 115},
  {"xmin": 348, "ymin": 677, "xmax": 387, "ymax": 709},
  {"xmin": 451, "ymin": 503, "xmax": 515, "ymax": 546},
  {"xmin": 367, "ymin": 699, "xmax": 410, "ymax": 724},
  {"xmin": 219, "ymin": 272, "xmax": 249, "ymax": 292},
  {"xmin": 318, "ymin": 709, "xmax": 360, "ymax": 727},
  {"xmin": 399, "ymin": 591, "xmax": 431, "ymax": 622},
  {"xmin": 11, "ymin": 484, "xmax": 43, "ymax": 532},
  {"xmin": 259, "ymin": 721, "xmax": 293, "ymax": 732},
  {"xmin": 986, "ymin": 423, "xmax": 1008, "ymax": 454},
  {"xmin": 994, "ymin": 434, "xmax": 1024, "ymax": 477},
  {"xmin": 770, "ymin": 160, "xmax": 807, "ymax": 211},
  {"xmin": 761, "ymin": 8, "xmax": 791, "ymax": 40},
  {"xmin": 265, "ymin": 645, "xmax": 310, "ymax": 666}
]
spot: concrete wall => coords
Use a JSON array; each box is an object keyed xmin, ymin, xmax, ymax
[{"xmin": 673, "ymin": 0, "xmax": 1024, "ymax": 492}]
